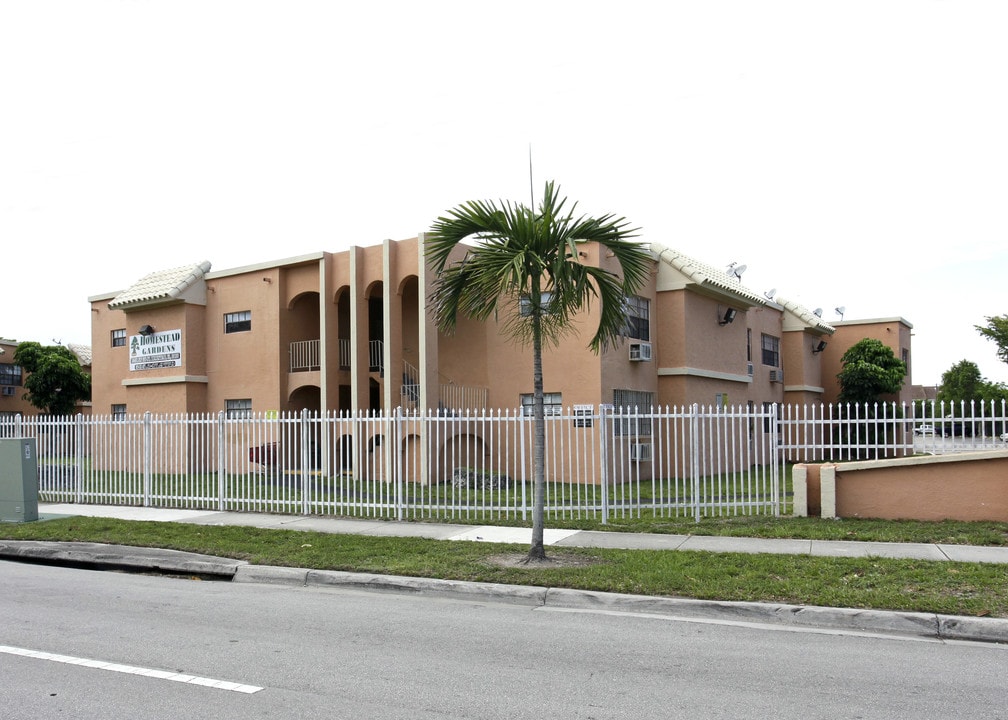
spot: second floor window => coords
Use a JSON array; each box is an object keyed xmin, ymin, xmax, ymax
[
  {"xmin": 621, "ymin": 296, "xmax": 650, "ymax": 341},
  {"xmin": 225, "ymin": 311, "xmax": 252, "ymax": 334},
  {"xmin": 761, "ymin": 334, "xmax": 780, "ymax": 367},
  {"xmin": 111, "ymin": 329, "xmax": 126, "ymax": 347},
  {"xmin": 0, "ymin": 363, "xmax": 22, "ymax": 386}
]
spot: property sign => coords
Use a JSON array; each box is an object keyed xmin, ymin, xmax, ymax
[{"xmin": 129, "ymin": 329, "xmax": 183, "ymax": 371}]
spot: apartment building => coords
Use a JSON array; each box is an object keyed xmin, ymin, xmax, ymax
[
  {"xmin": 0, "ymin": 337, "xmax": 92, "ymax": 418},
  {"xmin": 87, "ymin": 236, "xmax": 911, "ymax": 419}
]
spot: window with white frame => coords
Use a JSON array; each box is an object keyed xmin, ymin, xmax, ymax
[
  {"xmin": 111, "ymin": 329, "xmax": 126, "ymax": 347},
  {"xmin": 520, "ymin": 392, "xmax": 562, "ymax": 416},
  {"xmin": 761, "ymin": 333, "xmax": 780, "ymax": 367},
  {"xmin": 224, "ymin": 310, "xmax": 252, "ymax": 334},
  {"xmin": 225, "ymin": 398, "xmax": 252, "ymax": 418},
  {"xmin": 621, "ymin": 296, "xmax": 650, "ymax": 341},
  {"xmin": 111, "ymin": 404, "xmax": 127, "ymax": 420}
]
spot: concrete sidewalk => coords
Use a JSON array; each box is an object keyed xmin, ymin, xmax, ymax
[
  {"xmin": 0, "ymin": 502, "xmax": 1006, "ymax": 645},
  {"xmin": 32, "ymin": 502, "xmax": 1008, "ymax": 565}
]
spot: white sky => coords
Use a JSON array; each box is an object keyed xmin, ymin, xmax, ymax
[{"xmin": 2, "ymin": 0, "xmax": 1006, "ymax": 387}]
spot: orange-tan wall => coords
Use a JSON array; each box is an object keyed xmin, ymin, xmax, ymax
[
  {"xmin": 0, "ymin": 338, "xmax": 40, "ymax": 417},
  {"xmin": 821, "ymin": 318, "xmax": 913, "ymax": 404},
  {"xmin": 796, "ymin": 451, "xmax": 1008, "ymax": 521}
]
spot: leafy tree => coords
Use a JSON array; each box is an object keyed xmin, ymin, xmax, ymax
[
  {"xmin": 426, "ymin": 181, "xmax": 651, "ymax": 561},
  {"xmin": 12, "ymin": 342, "xmax": 91, "ymax": 415},
  {"xmin": 976, "ymin": 314, "xmax": 1008, "ymax": 365},
  {"xmin": 836, "ymin": 338, "xmax": 906, "ymax": 404},
  {"xmin": 937, "ymin": 359, "xmax": 984, "ymax": 405}
]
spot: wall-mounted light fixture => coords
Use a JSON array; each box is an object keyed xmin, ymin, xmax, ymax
[
  {"xmin": 719, "ymin": 308, "xmax": 737, "ymax": 326},
  {"xmin": 138, "ymin": 325, "xmax": 155, "ymax": 336},
  {"xmin": 263, "ymin": 277, "xmax": 272, "ymax": 283},
  {"xmin": 812, "ymin": 340, "xmax": 828, "ymax": 354}
]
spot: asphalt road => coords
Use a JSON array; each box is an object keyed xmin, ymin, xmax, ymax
[{"xmin": 3, "ymin": 560, "xmax": 1008, "ymax": 720}]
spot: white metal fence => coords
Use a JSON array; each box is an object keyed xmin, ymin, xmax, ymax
[{"xmin": 2, "ymin": 400, "xmax": 1005, "ymax": 523}]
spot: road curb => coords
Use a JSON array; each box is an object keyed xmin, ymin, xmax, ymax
[{"xmin": 0, "ymin": 540, "xmax": 244, "ymax": 579}]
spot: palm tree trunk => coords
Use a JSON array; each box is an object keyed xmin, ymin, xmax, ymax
[{"xmin": 529, "ymin": 311, "xmax": 547, "ymax": 561}]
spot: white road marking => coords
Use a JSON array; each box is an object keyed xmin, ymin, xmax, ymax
[{"xmin": 0, "ymin": 645, "xmax": 263, "ymax": 693}]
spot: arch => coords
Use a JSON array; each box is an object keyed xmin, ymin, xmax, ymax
[{"xmin": 438, "ymin": 432, "xmax": 487, "ymax": 485}]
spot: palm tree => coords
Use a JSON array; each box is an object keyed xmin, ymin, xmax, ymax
[{"xmin": 426, "ymin": 181, "xmax": 651, "ymax": 560}]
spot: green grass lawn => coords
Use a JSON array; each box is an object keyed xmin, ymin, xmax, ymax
[{"xmin": 3, "ymin": 514, "xmax": 1008, "ymax": 619}]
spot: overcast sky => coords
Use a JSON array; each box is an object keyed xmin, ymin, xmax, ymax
[{"xmin": 2, "ymin": 1, "xmax": 1006, "ymax": 387}]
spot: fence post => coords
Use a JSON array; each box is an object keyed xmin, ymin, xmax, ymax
[
  {"xmin": 217, "ymin": 411, "xmax": 226, "ymax": 511},
  {"xmin": 691, "ymin": 403, "xmax": 700, "ymax": 522},
  {"xmin": 519, "ymin": 409, "xmax": 527, "ymax": 522},
  {"xmin": 395, "ymin": 406, "xmax": 404, "ymax": 522},
  {"xmin": 769, "ymin": 402, "xmax": 780, "ymax": 515},
  {"xmin": 598, "ymin": 404, "xmax": 610, "ymax": 525},
  {"xmin": 143, "ymin": 411, "xmax": 152, "ymax": 507},
  {"xmin": 300, "ymin": 409, "xmax": 310, "ymax": 515},
  {"xmin": 75, "ymin": 413, "xmax": 84, "ymax": 504}
]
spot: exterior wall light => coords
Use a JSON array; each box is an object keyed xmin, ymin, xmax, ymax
[
  {"xmin": 719, "ymin": 308, "xmax": 737, "ymax": 326},
  {"xmin": 813, "ymin": 340, "xmax": 828, "ymax": 354},
  {"xmin": 138, "ymin": 325, "xmax": 156, "ymax": 336}
]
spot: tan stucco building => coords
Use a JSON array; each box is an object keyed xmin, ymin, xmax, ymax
[{"xmin": 87, "ymin": 236, "xmax": 912, "ymax": 419}]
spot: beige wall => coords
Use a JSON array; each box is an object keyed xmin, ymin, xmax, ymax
[{"xmin": 797, "ymin": 451, "xmax": 1008, "ymax": 522}]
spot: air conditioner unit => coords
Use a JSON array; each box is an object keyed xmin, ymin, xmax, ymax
[
  {"xmin": 1, "ymin": 386, "xmax": 14, "ymax": 397},
  {"xmin": 746, "ymin": 362, "xmax": 754, "ymax": 376},
  {"xmin": 629, "ymin": 443, "xmax": 652, "ymax": 462},
  {"xmin": 769, "ymin": 369, "xmax": 784, "ymax": 383},
  {"xmin": 629, "ymin": 342, "xmax": 652, "ymax": 362}
]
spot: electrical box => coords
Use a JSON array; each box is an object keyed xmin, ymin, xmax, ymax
[{"xmin": 0, "ymin": 438, "xmax": 39, "ymax": 523}]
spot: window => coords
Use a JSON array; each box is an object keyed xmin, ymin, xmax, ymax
[
  {"xmin": 111, "ymin": 328, "xmax": 126, "ymax": 347},
  {"xmin": 0, "ymin": 363, "xmax": 22, "ymax": 387},
  {"xmin": 226, "ymin": 398, "xmax": 252, "ymax": 419},
  {"xmin": 746, "ymin": 329, "xmax": 752, "ymax": 362},
  {"xmin": 520, "ymin": 392, "xmax": 562, "ymax": 416},
  {"xmin": 111, "ymin": 404, "xmax": 127, "ymax": 420},
  {"xmin": 761, "ymin": 334, "xmax": 780, "ymax": 367},
  {"xmin": 224, "ymin": 310, "xmax": 252, "ymax": 334},
  {"xmin": 613, "ymin": 389, "xmax": 654, "ymax": 436},
  {"xmin": 621, "ymin": 296, "xmax": 650, "ymax": 341},
  {"xmin": 519, "ymin": 292, "xmax": 553, "ymax": 318}
]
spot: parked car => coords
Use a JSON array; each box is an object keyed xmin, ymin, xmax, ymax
[
  {"xmin": 914, "ymin": 424, "xmax": 935, "ymax": 436},
  {"xmin": 1001, "ymin": 432, "xmax": 1008, "ymax": 442}
]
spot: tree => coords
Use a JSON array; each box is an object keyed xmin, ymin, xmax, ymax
[
  {"xmin": 976, "ymin": 315, "xmax": 1008, "ymax": 365},
  {"xmin": 836, "ymin": 338, "xmax": 906, "ymax": 404},
  {"xmin": 13, "ymin": 342, "xmax": 91, "ymax": 415},
  {"xmin": 938, "ymin": 359, "xmax": 984, "ymax": 405},
  {"xmin": 426, "ymin": 181, "xmax": 651, "ymax": 561}
]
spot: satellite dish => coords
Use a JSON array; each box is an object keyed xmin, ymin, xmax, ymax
[
  {"xmin": 813, "ymin": 308, "xmax": 823, "ymax": 317},
  {"xmin": 731, "ymin": 264, "xmax": 747, "ymax": 280},
  {"xmin": 764, "ymin": 288, "xmax": 776, "ymax": 299},
  {"xmin": 835, "ymin": 306, "xmax": 846, "ymax": 320}
]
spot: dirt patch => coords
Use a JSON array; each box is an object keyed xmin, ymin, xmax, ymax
[{"xmin": 486, "ymin": 552, "xmax": 605, "ymax": 569}]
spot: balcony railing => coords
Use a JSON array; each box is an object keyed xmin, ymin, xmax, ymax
[{"xmin": 289, "ymin": 340, "xmax": 320, "ymax": 372}]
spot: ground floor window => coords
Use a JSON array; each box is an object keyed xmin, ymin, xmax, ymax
[
  {"xmin": 226, "ymin": 398, "xmax": 252, "ymax": 418},
  {"xmin": 613, "ymin": 389, "xmax": 654, "ymax": 436},
  {"xmin": 520, "ymin": 392, "xmax": 562, "ymax": 416},
  {"xmin": 111, "ymin": 404, "xmax": 127, "ymax": 420}
]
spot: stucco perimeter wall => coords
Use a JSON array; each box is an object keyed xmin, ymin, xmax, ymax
[{"xmin": 794, "ymin": 451, "xmax": 1008, "ymax": 522}]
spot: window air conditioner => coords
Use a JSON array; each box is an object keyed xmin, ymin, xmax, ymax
[
  {"xmin": 629, "ymin": 342, "xmax": 652, "ymax": 362},
  {"xmin": 769, "ymin": 369, "xmax": 784, "ymax": 383},
  {"xmin": 629, "ymin": 443, "xmax": 652, "ymax": 462},
  {"xmin": 1, "ymin": 386, "xmax": 14, "ymax": 397}
]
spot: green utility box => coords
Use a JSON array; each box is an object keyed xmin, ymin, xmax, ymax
[{"xmin": 0, "ymin": 438, "xmax": 39, "ymax": 523}]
